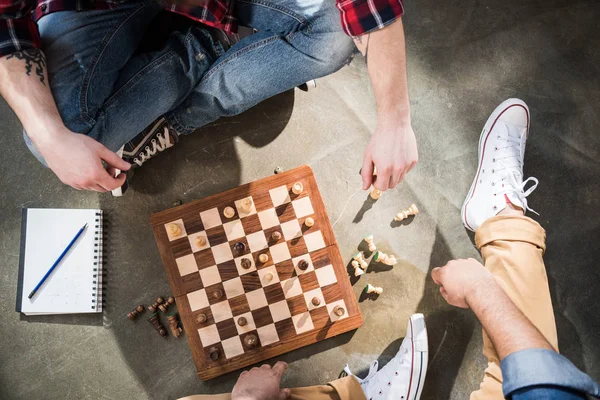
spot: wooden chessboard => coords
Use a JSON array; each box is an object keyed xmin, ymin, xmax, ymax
[{"xmin": 150, "ymin": 165, "xmax": 363, "ymax": 380}]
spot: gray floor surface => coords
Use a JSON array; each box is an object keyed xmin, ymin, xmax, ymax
[{"xmin": 1, "ymin": 0, "xmax": 598, "ymax": 398}]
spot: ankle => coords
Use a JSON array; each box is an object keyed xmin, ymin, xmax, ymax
[{"xmin": 498, "ymin": 202, "xmax": 525, "ymax": 217}]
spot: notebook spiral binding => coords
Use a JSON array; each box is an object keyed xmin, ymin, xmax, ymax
[{"xmin": 92, "ymin": 211, "xmax": 104, "ymax": 311}]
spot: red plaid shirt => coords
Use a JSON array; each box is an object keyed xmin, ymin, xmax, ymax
[{"xmin": 0, "ymin": 0, "xmax": 403, "ymax": 57}]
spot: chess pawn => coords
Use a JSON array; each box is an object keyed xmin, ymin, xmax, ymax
[
  {"xmin": 394, "ymin": 203, "xmax": 419, "ymax": 222},
  {"xmin": 351, "ymin": 260, "xmax": 364, "ymax": 277},
  {"xmin": 158, "ymin": 296, "xmax": 175, "ymax": 313},
  {"xmin": 352, "ymin": 252, "xmax": 368, "ymax": 269},
  {"xmin": 374, "ymin": 251, "xmax": 397, "ymax": 266},
  {"xmin": 240, "ymin": 197, "xmax": 253, "ymax": 213},
  {"xmin": 258, "ymin": 253, "xmax": 269, "ymax": 264},
  {"xmin": 223, "ymin": 206, "xmax": 235, "ymax": 219},
  {"xmin": 304, "ymin": 217, "xmax": 314, "ymax": 227},
  {"xmin": 148, "ymin": 297, "xmax": 164, "ymax": 313},
  {"xmin": 127, "ymin": 305, "xmax": 144, "ymax": 320},
  {"xmin": 167, "ymin": 223, "xmax": 182, "ymax": 237},
  {"xmin": 370, "ymin": 189, "xmax": 382, "ymax": 200},
  {"xmin": 271, "ymin": 231, "xmax": 282, "ymax": 242},
  {"xmin": 167, "ymin": 314, "xmax": 183, "ymax": 338},
  {"xmin": 292, "ymin": 182, "xmax": 303, "ymax": 195},
  {"xmin": 364, "ymin": 284, "xmax": 383, "ymax": 295},
  {"xmin": 148, "ymin": 313, "xmax": 168, "ymax": 338},
  {"xmin": 363, "ymin": 234, "xmax": 376, "ymax": 252}
]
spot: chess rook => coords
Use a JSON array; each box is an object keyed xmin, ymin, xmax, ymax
[
  {"xmin": 158, "ymin": 296, "xmax": 175, "ymax": 313},
  {"xmin": 394, "ymin": 203, "xmax": 419, "ymax": 222},
  {"xmin": 148, "ymin": 297, "xmax": 164, "ymax": 313},
  {"xmin": 148, "ymin": 313, "xmax": 168, "ymax": 338},
  {"xmin": 127, "ymin": 305, "xmax": 144, "ymax": 320}
]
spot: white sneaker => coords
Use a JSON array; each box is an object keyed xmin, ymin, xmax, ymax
[
  {"xmin": 462, "ymin": 98, "xmax": 539, "ymax": 232},
  {"xmin": 344, "ymin": 314, "xmax": 428, "ymax": 400}
]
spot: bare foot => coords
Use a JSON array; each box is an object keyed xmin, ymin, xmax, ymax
[{"xmin": 498, "ymin": 202, "xmax": 525, "ymax": 216}]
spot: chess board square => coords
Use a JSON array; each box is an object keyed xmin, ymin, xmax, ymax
[
  {"xmin": 212, "ymin": 243, "xmax": 234, "ymax": 264},
  {"xmin": 308, "ymin": 306, "xmax": 331, "ymax": 331},
  {"xmin": 246, "ymin": 231, "xmax": 268, "ymax": 253},
  {"xmin": 229, "ymin": 237, "xmax": 251, "ymax": 258},
  {"xmin": 292, "ymin": 312, "xmax": 315, "ymax": 334},
  {"xmin": 223, "ymin": 277, "xmax": 244, "ymax": 298},
  {"xmin": 270, "ymin": 242, "xmax": 291, "ymax": 264},
  {"xmin": 269, "ymin": 300, "xmax": 292, "ymax": 322},
  {"xmin": 281, "ymin": 276, "xmax": 303, "ymax": 299},
  {"xmin": 229, "ymin": 294, "xmax": 251, "ymax": 316},
  {"xmin": 206, "ymin": 225, "xmax": 228, "ymax": 246},
  {"xmin": 200, "ymin": 208, "xmax": 222, "ymax": 230},
  {"xmin": 326, "ymin": 300, "xmax": 348, "ymax": 322},
  {"xmin": 257, "ymin": 208, "xmax": 279, "ymax": 229},
  {"xmin": 216, "ymin": 319, "xmax": 238, "ymax": 340},
  {"xmin": 275, "ymin": 318, "xmax": 296, "ymax": 340},
  {"xmin": 304, "ymin": 288, "xmax": 325, "ymax": 311},
  {"xmin": 188, "ymin": 289, "xmax": 209, "ymax": 312},
  {"xmin": 316, "ymin": 264, "xmax": 337, "ymax": 287},
  {"xmin": 234, "ymin": 255, "xmax": 256, "ymax": 276},
  {"xmin": 205, "ymin": 282, "xmax": 226, "ymax": 305},
  {"xmin": 264, "ymin": 226, "xmax": 284, "ymax": 246},
  {"xmin": 193, "ymin": 307, "xmax": 213, "ymax": 326},
  {"xmin": 176, "ymin": 254, "xmax": 198, "ymax": 277},
  {"xmin": 240, "ymin": 331, "xmax": 262, "ymax": 351},
  {"xmin": 222, "ymin": 336, "xmax": 244, "ymax": 359},
  {"xmin": 182, "ymin": 213, "xmax": 204, "ymax": 234},
  {"xmin": 165, "ymin": 219, "xmax": 187, "ymax": 241},
  {"xmin": 188, "ymin": 231, "xmax": 210, "ymax": 253},
  {"xmin": 217, "ymin": 260, "xmax": 238, "ymax": 281},
  {"xmin": 257, "ymin": 324, "xmax": 279, "ymax": 346},
  {"xmin": 223, "ymin": 220, "xmax": 245, "ymax": 241},
  {"xmin": 253, "ymin": 249, "xmax": 273, "ymax": 270},
  {"xmin": 257, "ymin": 266, "xmax": 280, "ymax": 287},
  {"xmin": 298, "ymin": 270, "xmax": 320, "ymax": 292},
  {"xmin": 292, "ymin": 197, "xmax": 314, "ymax": 218},
  {"xmin": 275, "ymin": 204, "xmax": 297, "ymax": 223},
  {"xmin": 198, "ymin": 324, "xmax": 220, "ymax": 346},
  {"xmin": 194, "ymin": 248, "xmax": 217, "ymax": 270},
  {"xmin": 211, "ymin": 300, "xmax": 233, "ymax": 323},
  {"xmin": 321, "ymin": 283, "xmax": 342, "ymax": 304},
  {"xmin": 304, "ymin": 231, "xmax": 326, "ymax": 252},
  {"xmin": 172, "ymin": 238, "xmax": 192, "ymax": 259},
  {"xmin": 286, "ymin": 294, "xmax": 308, "ymax": 316},
  {"xmin": 269, "ymin": 185, "xmax": 291, "ymax": 207},
  {"xmin": 235, "ymin": 196, "xmax": 257, "ymax": 218},
  {"xmin": 263, "ymin": 284, "xmax": 285, "ymax": 303},
  {"xmin": 235, "ymin": 312, "xmax": 257, "ymax": 334},
  {"xmin": 241, "ymin": 271, "xmax": 262, "ymax": 292},
  {"xmin": 246, "ymin": 289, "xmax": 268, "ymax": 310},
  {"xmin": 240, "ymin": 214, "xmax": 262, "ymax": 235},
  {"xmin": 287, "ymin": 236, "xmax": 308, "ymax": 259},
  {"xmin": 179, "ymin": 271, "xmax": 204, "ymax": 294},
  {"xmin": 274, "ymin": 260, "xmax": 295, "ymax": 281},
  {"xmin": 280, "ymin": 220, "xmax": 302, "ymax": 241},
  {"xmin": 292, "ymin": 254, "xmax": 314, "ymax": 275},
  {"xmin": 199, "ymin": 265, "xmax": 221, "ymax": 287},
  {"xmin": 252, "ymin": 306, "xmax": 274, "ymax": 328},
  {"xmin": 310, "ymin": 248, "xmax": 331, "ymax": 269}
]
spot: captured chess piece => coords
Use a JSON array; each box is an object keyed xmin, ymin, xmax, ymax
[
  {"xmin": 292, "ymin": 182, "xmax": 304, "ymax": 195},
  {"xmin": 271, "ymin": 231, "xmax": 282, "ymax": 242},
  {"xmin": 167, "ymin": 223, "xmax": 182, "ymax": 237},
  {"xmin": 364, "ymin": 283, "xmax": 383, "ymax": 295},
  {"xmin": 369, "ymin": 189, "xmax": 382, "ymax": 200},
  {"xmin": 244, "ymin": 334, "xmax": 258, "ymax": 348},
  {"xmin": 240, "ymin": 197, "xmax": 253, "ymax": 213},
  {"xmin": 304, "ymin": 217, "xmax": 314, "ymax": 227},
  {"xmin": 351, "ymin": 260, "xmax": 364, "ymax": 277},
  {"xmin": 209, "ymin": 347, "xmax": 220, "ymax": 361},
  {"xmin": 258, "ymin": 253, "xmax": 269, "ymax": 264},
  {"xmin": 234, "ymin": 241, "xmax": 246, "ymax": 255},
  {"xmin": 352, "ymin": 251, "xmax": 369, "ymax": 269},
  {"xmin": 158, "ymin": 296, "xmax": 175, "ymax": 313},
  {"xmin": 127, "ymin": 305, "xmax": 144, "ymax": 320},
  {"xmin": 223, "ymin": 206, "xmax": 235, "ymax": 219},
  {"xmin": 374, "ymin": 251, "xmax": 397, "ymax": 266},
  {"xmin": 167, "ymin": 314, "xmax": 183, "ymax": 338},
  {"xmin": 148, "ymin": 313, "xmax": 168, "ymax": 338},
  {"xmin": 148, "ymin": 297, "xmax": 164, "ymax": 313},
  {"xmin": 394, "ymin": 203, "xmax": 419, "ymax": 222},
  {"xmin": 333, "ymin": 305, "xmax": 345, "ymax": 317},
  {"xmin": 240, "ymin": 257, "xmax": 252, "ymax": 269},
  {"xmin": 364, "ymin": 234, "xmax": 376, "ymax": 252},
  {"xmin": 298, "ymin": 259, "xmax": 309, "ymax": 271}
]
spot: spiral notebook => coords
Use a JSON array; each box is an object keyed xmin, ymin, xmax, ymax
[{"xmin": 16, "ymin": 208, "xmax": 104, "ymax": 315}]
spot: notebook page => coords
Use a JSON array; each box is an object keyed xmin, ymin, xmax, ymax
[{"xmin": 20, "ymin": 209, "xmax": 100, "ymax": 314}]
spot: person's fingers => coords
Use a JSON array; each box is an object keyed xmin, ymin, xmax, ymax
[
  {"xmin": 91, "ymin": 184, "xmax": 108, "ymax": 192},
  {"xmin": 99, "ymin": 145, "xmax": 131, "ymax": 171},
  {"xmin": 373, "ymin": 164, "xmax": 390, "ymax": 192},
  {"xmin": 440, "ymin": 286, "xmax": 449, "ymax": 302},
  {"xmin": 97, "ymin": 170, "xmax": 126, "ymax": 192},
  {"xmin": 259, "ymin": 364, "xmax": 271, "ymax": 370},
  {"xmin": 278, "ymin": 388, "xmax": 291, "ymax": 399},
  {"xmin": 361, "ymin": 156, "xmax": 374, "ymax": 190},
  {"xmin": 389, "ymin": 167, "xmax": 404, "ymax": 189},
  {"xmin": 431, "ymin": 267, "xmax": 444, "ymax": 285},
  {"xmin": 239, "ymin": 370, "xmax": 248, "ymax": 378},
  {"xmin": 407, "ymin": 161, "xmax": 417, "ymax": 174},
  {"xmin": 271, "ymin": 361, "xmax": 288, "ymax": 379}
]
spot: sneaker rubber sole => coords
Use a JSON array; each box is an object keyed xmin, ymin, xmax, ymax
[{"xmin": 407, "ymin": 313, "xmax": 428, "ymax": 400}]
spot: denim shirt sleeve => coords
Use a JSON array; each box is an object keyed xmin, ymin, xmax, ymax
[{"xmin": 501, "ymin": 348, "xmax": 600, "ymax": 399}]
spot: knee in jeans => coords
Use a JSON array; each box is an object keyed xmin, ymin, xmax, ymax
[{"xmin": 309, "ymin": 31, "xmax": 355, "ymax": 75}]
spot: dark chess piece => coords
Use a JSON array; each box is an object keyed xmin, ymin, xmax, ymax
[
  {"xmin": 197, "ymin": 313, "xmax": 207, "ymax": 324},
  {"xmin": 298, "ymin": 260, "xmax": 309, "ymax": 271},
  {"xmin": 271, "ymin": 231, "xmax": 282, "ymax": 241},
  {"xmin": 240, "ymin": 258, "xmax": 252, "ymax": 269},
  {"xmin": 244, "ymin": 334, "xmax": 258, "ymax": 348},
  {"xmin": 233, "ymin": 242, "xmax": 246, "ymax": 255},
  {"xmin": 209, "ymin": 347, "xmax": 220, "ymax": 361},
  {"xmin": 127, "ymin": 305, "xmax": 144, "ymax": 320},
  {"xmin": 213, "ymin": 289, "xmax": 224, "ymax": 300},
  {"xmin": 148, "ymin": 313, "xmax": 168, "ymax": 338},
  {"xmin": 311, "ymin": 297, "xmax": 321, "ymax": 306},
  {"xmin": 148, "ymin": 297, "xmax": 164, "ymax": 313},
  {"xmin": 333, "ymin": 306, "xmax": 345, "ymax": 317},
  {"xmin": 158, "ymin": 296, "xmax": 175, "ymax": 313},
  {"xmin": 167, "ymin": 314, "xmax": 183, "ymax": 338},
  {"xmin": 237, "ymin": 316, "xmax": 247, "ymax": 326}
]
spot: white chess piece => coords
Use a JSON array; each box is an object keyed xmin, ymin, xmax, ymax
[
  {"xmin": 364, "ymin": 234, "xmax": 376, "ymax": 252},
  {"xmin": 351, "ymin": 260, "xmax": 364, "ymax": 277},
  {"xmin": 374, "ymin": 251, "xmax": 397, "ymax": 266},
  {"xmin": 353, "ymin": 252, "xmax": 369, "ymax": 269},
  {"xmin": 394, "ymin": 203, "xmax": 419, "ymax": 222},
  {"xmin": 365, "ymin": 284, "xmax": 383, "ymax": 295}
]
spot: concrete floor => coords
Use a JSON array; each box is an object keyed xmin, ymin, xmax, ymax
[{"xmin": 1, "ymin": 0, "xmax": 599, "ymax": 398}]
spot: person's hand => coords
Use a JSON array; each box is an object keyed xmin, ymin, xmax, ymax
[
  {"xmin": 361, "ymin": 121, "xmax": 418, "ymax": 191},
  {"xmin": 431, "ymin": 258, "xmax": 496, "ymax": 309},
  {"xmin": 232, "ymin": 362, "xmax": 290, "ymax": 400},
  {"xmin": 35, "ymin": 128, "xmax": 131, "ymax": 192}
]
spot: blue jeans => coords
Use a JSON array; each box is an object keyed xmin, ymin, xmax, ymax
[{"xmin": 26, "ymin": 0, "xmax": 353, "ymax": 161}]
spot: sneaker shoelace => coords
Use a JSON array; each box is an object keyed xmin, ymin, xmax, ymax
[
  {"xmin": 133, "ymin": 126, "xmax": 174, "ymax": 167},
  {"xmin": 490, "ymin": 123, "xmax": 539, "ymax": 215}
]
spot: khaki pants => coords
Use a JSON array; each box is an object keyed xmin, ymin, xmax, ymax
[{"xmin": 181, "ymin": 215, "xmax": 558, "ymax": 400}]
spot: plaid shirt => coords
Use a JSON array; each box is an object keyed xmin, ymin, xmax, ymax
[{"xmin": 0, "ymin": 0, "xmax": 403, "ymax": 57}]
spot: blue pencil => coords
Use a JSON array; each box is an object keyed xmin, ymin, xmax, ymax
[{"xmin": 28, "ymin": 223, "xmax": 89, "ymax": 300}]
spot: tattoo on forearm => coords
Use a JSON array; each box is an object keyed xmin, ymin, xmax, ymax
[{"xmin": 6, "ymin": 49, "xmax": 47, "ymax": 86}]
